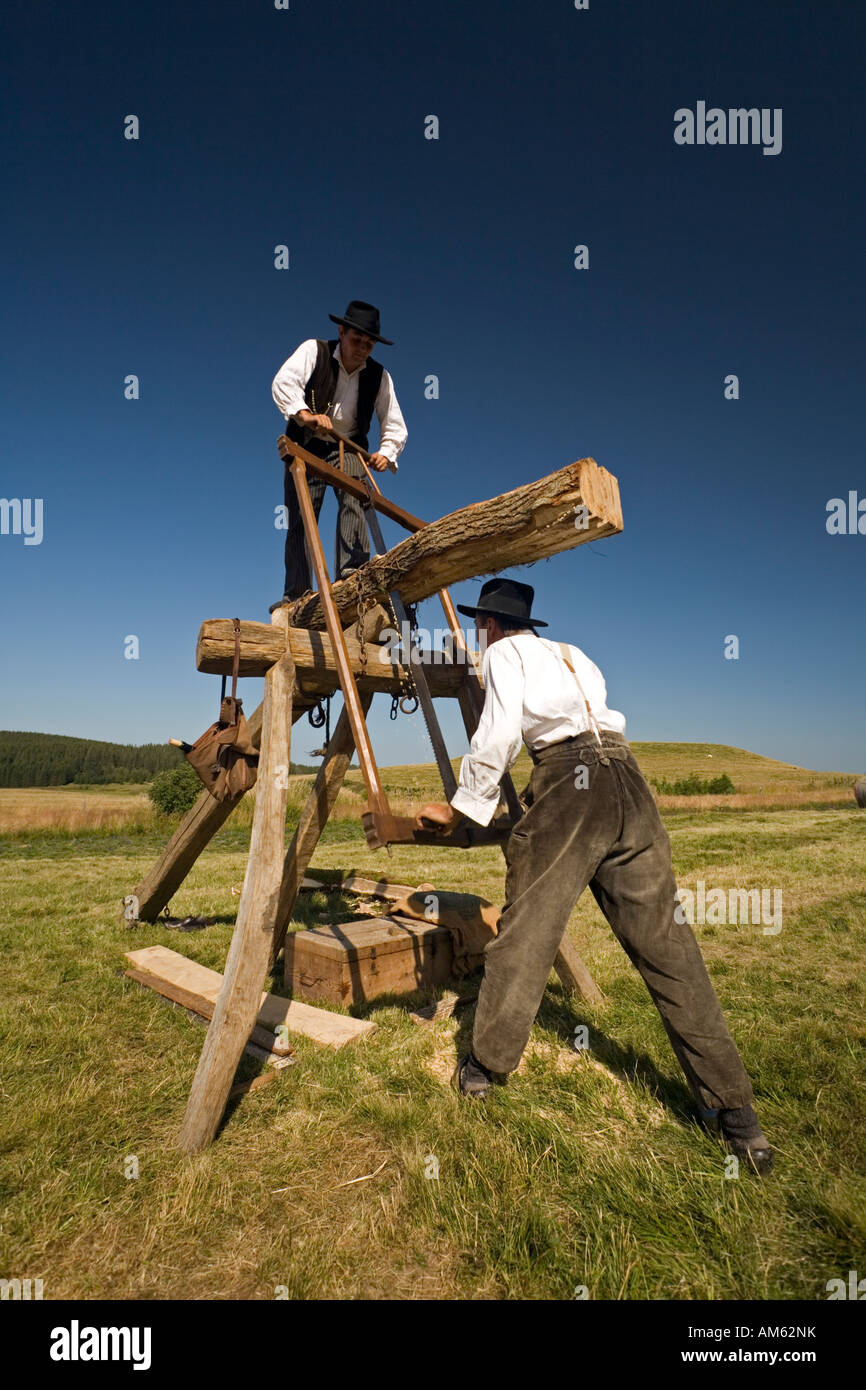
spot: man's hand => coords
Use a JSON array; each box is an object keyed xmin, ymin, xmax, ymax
[
  {"xmin": 415, "ymin": 802, "xmax": 463, "ymax": 833},
  {"xmin": 295, "ymin": 410, "xmax": 333, "ymax": 436},
  {"xmin": 368, "ymin": 452, "xmax": 391, "ymax": 472}
]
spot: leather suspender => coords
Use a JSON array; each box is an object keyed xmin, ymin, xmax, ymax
[{"xmin": 557, "ymin": 642, "xmax": 604, "ymax": 748}]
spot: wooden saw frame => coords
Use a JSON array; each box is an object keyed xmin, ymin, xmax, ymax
[{"xmin": 123, "ymin": 431, "xmax": 624, "ymax": 1151}]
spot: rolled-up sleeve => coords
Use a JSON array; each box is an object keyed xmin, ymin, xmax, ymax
[
  {"xmin": 450, "ymin": 643, "xmax": 525, "ymax": 826},
  {"xmin": 272, "ymin": 339, "xmax": 318, "ymax": 421},
  {"xmin": 375, "ymin": 369, "xmax": 408, "ymax": 465}
]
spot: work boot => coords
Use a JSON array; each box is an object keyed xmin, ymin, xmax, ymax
[
  {"xmin": 269, "ymin": 590, "xmax": 313, "ymax": 616},
  {"xmin": 702, "ymin": 1104, "xmax": 774, "ymax": 1177},
  {"xmin": 452, "ymin": 1052, "xmax": 494, "ymax": 1100}
]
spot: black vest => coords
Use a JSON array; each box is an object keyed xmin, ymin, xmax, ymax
[{"xmin": 285, "ymin": 339, "xmax": 384, "ymax": 454}]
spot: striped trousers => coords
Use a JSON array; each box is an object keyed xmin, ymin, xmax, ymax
[{"xmin": 282, "ymin": 445, "xmax": 371, "ymax": 599}]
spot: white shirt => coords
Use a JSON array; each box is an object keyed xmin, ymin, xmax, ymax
[
  {"xmin": 271, "ymin": 338, "xmax": 408, "ymax": 466},
  {"xmin": 451, "ymin": 633, "xmax": 627, "ymax": 826}
]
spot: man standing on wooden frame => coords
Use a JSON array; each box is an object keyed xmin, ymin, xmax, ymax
[
  {"xmin": 416, "ymin": 577, "xmax": 774, "ymax": 1177},
  {"xmin": 271, "ymin": 300, "xmax": 407, "ymax": 609}
]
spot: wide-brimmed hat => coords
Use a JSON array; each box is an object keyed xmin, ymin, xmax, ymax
[
  {"xmin": 456, "ymin": 578, "xmax": 548, "ymax": 629},
  {"xmin": 329, "ymin": 300, "xmax": 393, "ymax": 345}
]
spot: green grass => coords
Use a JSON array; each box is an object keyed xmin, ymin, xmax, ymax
[{"xmin": 1, "ymin": 782, "xmax": 865, "ymax": 1300}]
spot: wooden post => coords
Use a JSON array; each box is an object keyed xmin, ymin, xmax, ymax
[
  {"xmin": 271, "ymin": 692, "xmax": 374, "ymax": 976},
  {"xmin": 177, "ymin": 609, "xmax": 295, "ymax": 1153}
]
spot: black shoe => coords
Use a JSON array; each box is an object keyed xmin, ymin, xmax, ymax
[
  {"xmin": 452, "ymin": 1052, "xmax": 494, "ymax": 1100},
  {"xmin": 703, "ymin": 1105, "xmax": 774, "ymax": 1177},
  {"xmin": 270, "ymin": 590, "xmax": 312, "ymax": 615}
]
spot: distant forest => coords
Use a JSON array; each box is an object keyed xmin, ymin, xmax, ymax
[{"xmin": 0, "ymin": 731, "xmax": 316, "ymax": 787}]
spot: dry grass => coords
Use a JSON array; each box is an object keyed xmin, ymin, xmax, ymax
[
  {"xmin": 1, "ymin": 738, "xmax": 859, "ymax": 836},
  {"xmin": 0, "ymin": 787, "xmax": 154, "ymax": 833},
  {"xmin": 653, "ymin": 787, "xmax": 854, "ymax": 812}
]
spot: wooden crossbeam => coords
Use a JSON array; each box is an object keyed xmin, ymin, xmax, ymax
[{"xmin": 196, "ymin": 620, "xmax": 470, "ymax": 696}]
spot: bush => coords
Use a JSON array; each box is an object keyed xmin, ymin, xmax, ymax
[
  {"xmin": 148, "ymin": 764, "xmax": 202, "ymax": 816},
  {"xmin": 651, "ymin": 772, "xmax": 735, "ymax": 796}
]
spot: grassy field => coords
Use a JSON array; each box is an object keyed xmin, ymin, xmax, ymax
[
  {"xmin": 0, "ymin": 744, "xmax": 864, "ymax": 1300},
  {"xmin": 0, "ymin": 741, "xmax": 857, "ymax": 834}
]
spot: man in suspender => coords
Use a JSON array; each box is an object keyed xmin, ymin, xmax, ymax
[
  {"xmin": 271, "ymin": 301, "xmax": 407, "ymax": 608},
  {"xmin": 417, "ymin": 578, "xmax": 773, "ymax": 1175}
]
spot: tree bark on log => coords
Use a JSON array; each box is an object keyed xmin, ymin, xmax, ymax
[{"xmin": 288, "ymin": 456, "xmax": 622, "ymax": 631}]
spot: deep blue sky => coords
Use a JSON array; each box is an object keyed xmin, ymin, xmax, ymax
[{"xmin": 3, "ymin": 1, "xmax": 863, "ymax": 773}]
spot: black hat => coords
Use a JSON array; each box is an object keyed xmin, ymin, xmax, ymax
[
  {"xmin": 456, "ymin": 578, "xmax": 548, "ymax": 629},
  {"xmin": 329, "ymin": 300, "xmax": 393, "ymax": 345}
]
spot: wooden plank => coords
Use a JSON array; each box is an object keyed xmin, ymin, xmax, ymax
[
  {"xmin": 287, "ymin": 455, "xmax": 623, "ymax": 631},
  {"xmin": 126, "ymin": 944, "xmax": 375, "ymax": 1048},
  {"xmin": 178, "ymin": 610, "xmax": 297, "ymax": 1152},
  {"xmin": 124, "ymin": 964, "xmax": 293, "ymax": 1056},
  {"xmin": 196, "ymin": 623, "xmax": 466, "ymax": 696},
  {"xmin": 301, "ymin": 872, "xmax": 431, "ymax": 900},
  {"xmin": 271, "ymin": 692, "xmax": 374, "ymax": 974}
]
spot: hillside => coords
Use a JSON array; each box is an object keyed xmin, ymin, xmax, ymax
[
  {"xmin": 0, "ymin": 730, "xmax": 316, "ymax": 788},
  {"xmin": 342, "ymin": 741, "xmax": 859, "ymax": 814}
]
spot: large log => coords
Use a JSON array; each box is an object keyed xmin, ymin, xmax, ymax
[
  {"xmin": 287, "ymin": 456, "xmax": 622, "ymax": 631},
  {"xmin": 178, "ymin": 610, "xmax": 296, "ymax": 1152},
  {"xmin": 196, "ymin": 621, "xmax": 467, "ymax": 697}
]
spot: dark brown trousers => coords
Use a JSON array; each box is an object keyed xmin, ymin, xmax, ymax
[{"xmin": 472, "ymin": 730, "xmax": 754, "ymax": 1111}]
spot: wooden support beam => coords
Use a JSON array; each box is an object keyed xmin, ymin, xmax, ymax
[
  {"xmin": 196, "ymin": 620, "xmax": 466, "ymax": 697},
  {"xmin": 291, "ymin": 457, "xmax": 390, "ymax": 819},
  {"xmin": 278, "ymin": 437, "xmax": 424, "ymax": 533},
  {"xmin": 124, "ymin": 693, "xmax": 317, "ymax": 923},
  {"xmin": 271, "ymin": 692, "xmax": 374, "ymax": 975},
  {"xmin": 178, "ymin": 609, "xmax": 296, "ymax": 1152},
  {"xmin": 287, "ymin": 454, "xmax": 623, "ymax": 631}
]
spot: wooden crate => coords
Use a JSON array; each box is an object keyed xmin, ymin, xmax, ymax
[{"xmin": 284, "ymin": 916, "xmax": 454, "ymax": 1006}]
